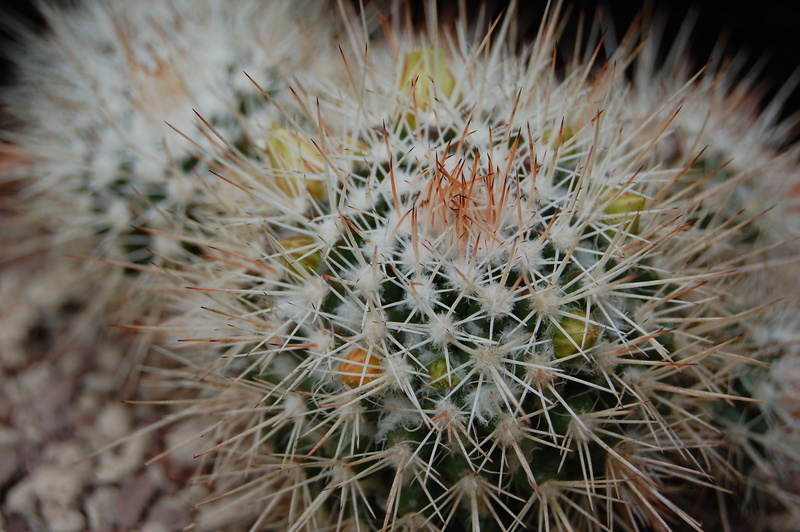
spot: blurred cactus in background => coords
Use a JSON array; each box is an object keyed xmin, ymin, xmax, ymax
[
  {"xmin": 1, "ymin": 1, "xmax": 799, "ymax": 530},
  {"xmin": 0, "ymin": 0, "xmax": 333, "ymax": 368}
]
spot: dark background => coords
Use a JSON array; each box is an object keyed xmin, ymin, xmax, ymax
[
  {"xmin": 1, "ymin": 0, "xmax": 799, "ymax": 135},
  {"xmin": 422, "ymin": 0, "xmax": 800, "ymax": 132}
]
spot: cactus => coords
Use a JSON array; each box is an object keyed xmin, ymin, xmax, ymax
[
  {"xmin": 138, "ymin": 3, "xmax": 800, "ymax": 531},
  {"xmin": 2, "ymin": 1, "xmax": 798, "ymax": 531}
]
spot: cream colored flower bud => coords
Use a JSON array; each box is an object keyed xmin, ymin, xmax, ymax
[
  {"xmin": 278, "ymin": 234, "xmax": 323, "ymax": 275},
  {"xmin": 541, "ymin": 126, "xmax": 575, "ymax": 147},
  {"xmin": 603, "ymin": 190, "xmax": 646, "ymax": 234},
  {"xmin": 428, "ymin": 358, "xmax": 459, "ymax": 389},
  {"xmin": 552, "ymin": 310, "xmax": 599, "ymax": 358},
  {"xmin": 398, "ymin": 46, "xmax": 456, "ymax": 112},
  {"xmin": 257, "ymin": 124, "xmax": 325, "ymax": 200}
]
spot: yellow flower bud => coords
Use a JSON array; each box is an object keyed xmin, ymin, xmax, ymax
[
  {"xmin": 398, "ymin": 46, "xmax": 456, "ymax": 112},
  {"xmin": 541, "ymin": 126, "xmax": 575, "ymax": 144},
  {"xmin": 539, "ymin": 125, "xmax": 577, "ymax": 158},
  {"xmin": 278, "ymin": 234, "xmax": 322, "ymax": 275},
  {"xmin": 342, "ymin": 136, "xmax": 369, "ymax": 158},
  {"xmin": 428, "ymin": 358, "xmax": 459, "ymax": 389},
  {"xmin": 257, "ymin": 124, "xmax": 325, "ymax": 200},
  {"xmin": 552, "ymin": 310, "xmax": 599, "ymax": 358},
  {"xmin": 603, "ymin": 189, "xmax": 646, "ymax": 234},
  {"xmin": 339, "ymin": 347, "xmax": 383, "ymax": 388}
]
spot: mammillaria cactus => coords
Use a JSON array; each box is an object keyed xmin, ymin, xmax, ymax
[
  {"xmin": 1, "ymin": 1, "xmax": 799, "ymax": 531},
  {"xmin": 137, "ymin": 3, "xmax": 800, "ymax": 531}
]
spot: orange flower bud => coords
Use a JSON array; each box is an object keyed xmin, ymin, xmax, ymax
[{"xmin": 339, "ymin": 347, "xmax": 383, "ymax": 388}]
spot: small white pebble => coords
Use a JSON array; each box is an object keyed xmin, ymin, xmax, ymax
[
  {"xmin": 32, "ymin": 465, "xmax": 84, "ymax": 507},
  {"xmin": 97, "ymin": 403, "xmax": 132, "ymax": 441},
  {"xmin": 7, "ymin": 475, "xmax": 37, "ymax": 516},
  {"xmin": 95, "ymin": 433, "xmax": 149, "ymax": 483},
  {"xmin": 85, "ymin": 487, "xmax": 119, "ymax": 529},
  {"xmin": 41, "ymin": 502, "xmax": 86, "ymax": 532},
  {"xmin": 141, "ymin": 523, "xmax": 172, "ymax": 532}
]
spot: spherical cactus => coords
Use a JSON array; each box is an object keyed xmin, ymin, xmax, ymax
[{"xmin": 141, "ymin": 4, "xmax": 800, "ymax": 531}]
